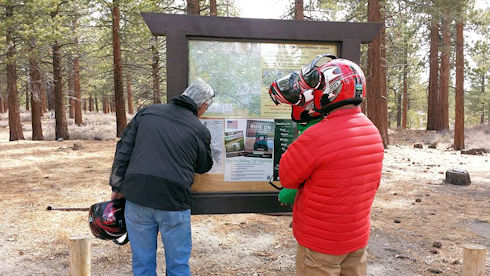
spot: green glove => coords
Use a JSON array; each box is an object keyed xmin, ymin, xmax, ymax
[{"xmin": 278, "ymin": 188, "xmax": 297, "ymax": 204}]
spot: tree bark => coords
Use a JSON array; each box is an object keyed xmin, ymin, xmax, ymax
[
  {"xmin": 40, "ymin": 78, "xmax": 47, "ymax": 114},
  {"xmin": 111, "ymin": 97, "xmax": 115, "ymax": 113},
  {"xmin": 438, "ymin": 9, "xmax": 450, "ymax": 130},
  {"xmin": 396, "ymin": 90, "xmax": 402, "ymax": 128},
  {"xmin": 6, "ymin": 5, "xmax": 24, "ymax": 141},
  {"xmin": 127, "ymin": 75, "xmax": 134, "ymax": 114},
  {"xmin": 0, "ymin": 93, "xmax": 4, "ymax": 113},
  {"xmin": 401, "ymin": 46, "xmax": 408, "ymax": 129},
  {"xmin": 294, "ymin": 0, "xmax": 304, "ymax": 20},
  {"xmin": 103, "ymin": 96, "xmax": 108, "ymax": 114},
  {"xmin": 427, "ymin": 18, "xmax": 439, "ymax": 130},
  {"xmin": 73, "ymin": 17, "xmax": 82, "ymax": 125},
  {"xmin": 3, "ymin": 92, "xmax": 8, "ymax": 113},
  {"xmin": 210, "ymin": 0, "xmax": 217, "ymax": 16},
  {"xmin": 152, "ymin": 36, "xmax": 161, "ymax": 104},
  {"xmin": 112, "ymin": 0, "xmax": 127, "ymax": 137},
  {"xmin": 25, "ymin": 83, "xmax": 30, "ymax": 111},
  {"xmin": 454, "ymin": 21, "xmax": 464, "ymax": 150},
  {"xmin": 95, "ymin": 96, "xmax": 99, "ymax": 113},
  {"xmin": 89, "ymin": 94, "xmax": 93, "ymax": 112},
  {"xmin": 186, "ymin": 0, "xmax": 200, "ymax": 14},
  {"xmin": 68, "ymin": 65, "xmax": 75, "ymax": 119},
  {"xmin": 52, "ymin": 39, "xmax": 69, "ymax": 140},
  {"xmin": 367, "ymin": 0, "xmax": 389, "ymax": 147},
  {"xmin": 29, "ymin": 41, "xmax": 44, "ymax": 140},
  {"xmin": 481, "ymin": 75, "xmax": 486, "ymax": 124},
  {"xmin": 4, "ymin": 93, "xmax": 8, "ymax": 112}
]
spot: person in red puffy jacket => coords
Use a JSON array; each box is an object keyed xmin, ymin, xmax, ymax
[{"xmin": 278, "ymin": 58, "xmax": 384, "ymax": 276}]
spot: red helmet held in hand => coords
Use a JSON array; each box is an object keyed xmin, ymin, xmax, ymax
[{"xmin": 88, "ymin": 198, "xmax": 129, "ymax": 245}]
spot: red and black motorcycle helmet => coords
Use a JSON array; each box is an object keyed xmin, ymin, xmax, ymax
[
  {"xmin": 311, "ymin": 58, "xmax": 366, "ymax": 114},
  {"xmin": 88, "ymin": 198, "xmax": 129, "ymax": 245},
  {"xmin": 268, "ymin": 72, "xmax": 322, "ymax": 123}
]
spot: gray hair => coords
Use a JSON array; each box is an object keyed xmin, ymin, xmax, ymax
[{"xmin": 182, "ymin": 78, "xmax": 215, "ymax": 108}]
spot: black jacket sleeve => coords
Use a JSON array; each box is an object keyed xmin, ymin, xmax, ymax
[
  {"xmin": 194, "ymin": 128, "xmax": 213, "ymax": 174},
  {"xmin": 109, "ymin": 113, "xmax": 140, "ymax": 192}
]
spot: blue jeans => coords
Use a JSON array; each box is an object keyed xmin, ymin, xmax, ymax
[{"xmin": 124, "ymin": 200, "xmax": 192, "ymax": 276}]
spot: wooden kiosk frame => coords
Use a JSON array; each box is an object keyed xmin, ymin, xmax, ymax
[{"xmin": 142, "ymin": 13, "xmax": 381, "ymax": 214}]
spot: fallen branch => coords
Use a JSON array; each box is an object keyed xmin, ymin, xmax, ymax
[{"xmin": 46, "ymin": 206, "xmax": 89, "ymax": 211}]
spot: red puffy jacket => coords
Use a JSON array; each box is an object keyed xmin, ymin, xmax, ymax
[{"xmin": 279, "ymin": 107, "xmax": 384, "ymax": 255}]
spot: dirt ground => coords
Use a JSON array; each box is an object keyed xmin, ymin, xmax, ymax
[{"xmin": 0, "ymin": 113, "xmax": 489, "ymax": 275}]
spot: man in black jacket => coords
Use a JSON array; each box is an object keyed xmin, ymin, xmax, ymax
[{"xmin": 109, "ymin": 79, "xmax": 214, "ymax": 276}]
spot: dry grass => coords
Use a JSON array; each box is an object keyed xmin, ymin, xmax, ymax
[
  {"xmin": 0, "ymin": 111, "xmax": 489, "ymax": 275},
  {"xmin": 0, "ymin": 110, "xmax": 134, "ymax": 141}
]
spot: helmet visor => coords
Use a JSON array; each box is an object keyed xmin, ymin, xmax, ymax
[{"xmin": 273, "ymin": 72, "xmax": 302, "ymax": 105}]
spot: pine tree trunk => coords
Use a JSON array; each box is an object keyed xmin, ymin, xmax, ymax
[
  {"xmin": 68, "ymin": 66, "xmax": 75, "ymax": 119},
  {"xmin": 29, "ymin": 42, "xmax": 44, "ymax": 141},
  {"xmin": 396, "ymin": 90, "xmax": 402, "ymax": 128},
  {"xmin": 112, "ymin": 0, "xmax": 127, "ymax": 137},
  {"xmin": 127, "ymin": 75, "xmax": 134, "ymax": 114},
  {"xmin": 401, "ymin": 46, "xmax": 408, "ymax": 129},
  {"xmin": 74, "ymin": 55, "xmax": 82, "ymax": 125},
  {"xmin": 111, "ymin": 97, "xmax": 115, "ymax": 113},
  {"xmin": 103, "ymin": 96, "xmax": 108, "ymax": 114},
  {"xmin": 52, "ymin": 39, "xmax": 69, "ymax": 140},
  {"xmin": 83, "ymin": 99, "xmax": 87, "ymax": 112},
  {"xmin": 89, "ymin": 94, "xmax": 93, "ymax": 112},
  {"xmin": 367, "ymin": 0, "xmax": 389, "ymax": 147},
  {"xmin": 6, "ymin": 5, "xmax": 24, "ymax": 141},
  {"xmin": 427, "ymin": 18, "xmax": 439, "ymax": 130},
  {"xmin": 0, "ymin": 94, "xmax": 4, "ymax": 113},
  {"xmin": 73, "ymin": 8, "xmax": 82, "ymax": 125},
  {"xmin": 454, "ymin": 21, "xmax": 464, "ymax": 150},
  {"xmin": 396, "ymin": 73, "xmax": 402, "ymax": 128},
  {"xmin": 95, "ymin": 96, "xmax": 99, "ymax": 113},
  {"xmin": 152, "ymin": 36, "xmax": 161, "ymax": 104},
  {"xmin": 3, "ymin": 93, "xmax": 8, "ymax": 112},
  {"xmin": 481, "ymin": 76, "xmax": 486, "ymax": 124},
  {"xmin": 438, "ymin": 9, "xmax": 450, "ymax": 131},
  {"xmin": 294, "ymin": 0, "xmax": 304, "ymax": 20},
  {"xmin": 25, "ymin": 84, "xmax": 30, "ymax": 111},
  {"xmin": 47, "ymin": 85, "xmax": 55, "ymax": 111},
  {"xmin": 40, "ymin": 78, "xmax": 47, "ymax": 114},
  {"xmin": 210, "ymin": 0, "xmax": 217, "ymax": 16},
  {"xmin": 186, "ymin": 0, "xmax": 200, "ymax": 14}
]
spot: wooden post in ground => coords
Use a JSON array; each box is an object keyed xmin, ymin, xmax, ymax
[
  {"xmin": 69, "ymin": 236, "xmax": 91, "ymax": 276},
  {"xmin": 462, "ymin": 244, "xmax": 486, "ymax": 276}
]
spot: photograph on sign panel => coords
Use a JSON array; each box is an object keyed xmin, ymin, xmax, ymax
[
  {"xmin": 224, "ymin": 130, "xmax": 245, "ymax": 158},
  {"xmin": 244, "ymin": 119, "xmax": 274, "ymax": 159}
]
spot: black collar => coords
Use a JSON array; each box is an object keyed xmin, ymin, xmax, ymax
[{"xmin": 171, "ymin": 95, "xmax": 198, "ymax": 116}]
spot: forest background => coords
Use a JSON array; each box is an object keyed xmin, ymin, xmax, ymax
[{"xmin": 0, "ymin": 0, "xmax": 488, "ymax": 147}]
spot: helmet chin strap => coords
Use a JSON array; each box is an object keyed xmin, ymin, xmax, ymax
[{"xmin": 113, "ymin": 233, "xmax": 129, "ymax": 245}]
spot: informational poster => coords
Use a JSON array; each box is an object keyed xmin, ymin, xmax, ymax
[
  {"xmin": 189, "ymin": 40, "xmax": 337, "ymax": 118},
  {"xmin": 224, "ymin": 119, "xmax": 274, "ymax": 181},
  {"xmin": 273, "ymin": 119, "xmax": 299, "ymax": 181},
  {"xmin": 191, "ymin": 40, "xmax": 335, "ymax": 185},
  {"xmin": 200, "ymin": 119, "xmax": 225, "ymax": 173}
]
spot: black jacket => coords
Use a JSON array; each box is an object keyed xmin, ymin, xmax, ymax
[{"xmin": 109, "ymin": 95, "xmax": 213, "ymax": 210}]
